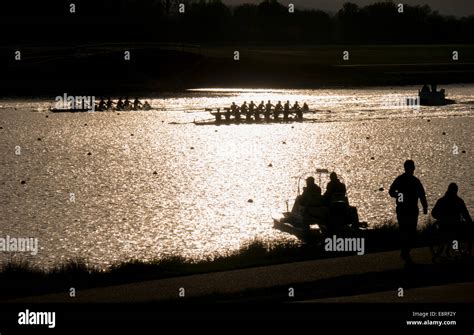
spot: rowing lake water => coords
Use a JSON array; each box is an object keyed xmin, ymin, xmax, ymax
[{"xmin": 0, "ymin": 85, "xmax": 473, "ymax": 269}]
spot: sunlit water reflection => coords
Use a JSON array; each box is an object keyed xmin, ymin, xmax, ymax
[{"xmin": 0, "ymin": 85, "xmax": 473, "ymax": 269}]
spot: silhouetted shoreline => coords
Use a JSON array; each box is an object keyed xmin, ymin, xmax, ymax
[
  {"xmin": 2, "ymin": 1, "xmax": 473, "ymax": 95},
  {"xmin": 1, "ymin": 44, "xmax": 473, "ymax": 97}
]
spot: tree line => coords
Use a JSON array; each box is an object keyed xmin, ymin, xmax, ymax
[{"xmin": 1, "ymin": 0, "xmax": 473, "ymax": 44}]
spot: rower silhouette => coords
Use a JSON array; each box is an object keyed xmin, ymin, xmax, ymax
[
  {"xmin": 106, "ymin": 97, "xmax": 113, "ymax": 110},
  {"xmin": 265, "ymin": 100, "xmax": 273, "ymax": 122},
  {"xmin": 133, "ymin": 97, "xmax": 142, "ymax": 110},
  {"xmin": 116, "ymin": 97, "xmax": 124, "ymax": 110}
]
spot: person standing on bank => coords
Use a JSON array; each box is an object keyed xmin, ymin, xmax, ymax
[{"xmin": 389, "ymin": 160, "xmax": 428, "ymax": 266}]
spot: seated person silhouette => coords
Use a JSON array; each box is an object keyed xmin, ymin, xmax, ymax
[
  {"xmin": 301, "ymin": 177, "xmax": 322, "ymax": 206},
  {"xmin": 323, "ymin": 172, "xmax": 347, "ymax": 205},
  {"xmin": 324, "ymin": 172, "xmax": 360, "ymax": 228},
  {"xmin": 432, "ymin": 183, "xmax": 472, "ymax": 236},
  {"xmin": 296, "ymin": 177, "xmax": 328, "ymax": 224},
  {"xmin": 421, "ymin": 84, "xmax": 430, "ymax": 93}
]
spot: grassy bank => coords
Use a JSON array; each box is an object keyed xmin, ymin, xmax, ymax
[{"xmin": 0, "ymin": 221, "xmax": 440, "ymax": 301}]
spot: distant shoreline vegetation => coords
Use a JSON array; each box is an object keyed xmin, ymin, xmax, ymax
[
  {"xmin": 0, "ymin": 221, "xmax": 436, "ymax": 300},
  {"xmin": 3, "ymin": 1, "xmax": 473, "ymax": 44},
  {"xmin": 2, "ymin": 1, "xmax": 473, "ymax": 95}
]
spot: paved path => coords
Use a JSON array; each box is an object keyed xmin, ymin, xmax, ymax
[
  {"xmin": 10, "ymin": 247, "xmax": 462, "ymax": 303},
  {"xmin": 302, "ymin": 282, "xmax": 474, "ymax": 303}
]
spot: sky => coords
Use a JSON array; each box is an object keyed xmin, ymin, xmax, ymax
[{"xmin": 222, "ymin": 0, "xmax": 474, "ymax": 17}]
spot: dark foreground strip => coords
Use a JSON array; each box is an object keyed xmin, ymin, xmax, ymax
[{"xmin": 0, "ymin": 303, "xmax": 473, "ymax": 333}]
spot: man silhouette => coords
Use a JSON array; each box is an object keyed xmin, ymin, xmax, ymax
[{"xmin": 389, "ymin": 160, "xmax": 428, "ymax": 266}]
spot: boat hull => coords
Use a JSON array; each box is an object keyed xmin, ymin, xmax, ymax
[
  {"xmin": 273, "ymin": 211, "xmax": 368, "ymax": 242},
  {"xmin": 273, "ymin": 212, "xmax": 324, "ymax": 241},
  {"xmin": 194, "ymin": 118, "xmax": 307, "ymax": 126},
  {"xmin": 49, "ymin": 108, "xmax": 93, "ymax": 113},
  {"xmin": 420, "ymin": 98, "xmax": 455, "ymax": 106},
  {"xmin": 49, "ymin": 107, "xmax": 152, "ymax": 113}
]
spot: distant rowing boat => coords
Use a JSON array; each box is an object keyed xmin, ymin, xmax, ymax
[
  {"xmin": 49, "ymin": 106, "xmax": 153, "ymax": 113},
  {"xmin": 193, "ymin": 116, "xmax": 310, "ymax": 126},
  {"xmin": 194, "ymin": 106, "xmax": 319, "ymax": 125},
  {"xmin": 418, "ymin": 85, "xmax": 456, "ymax": 106}
]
